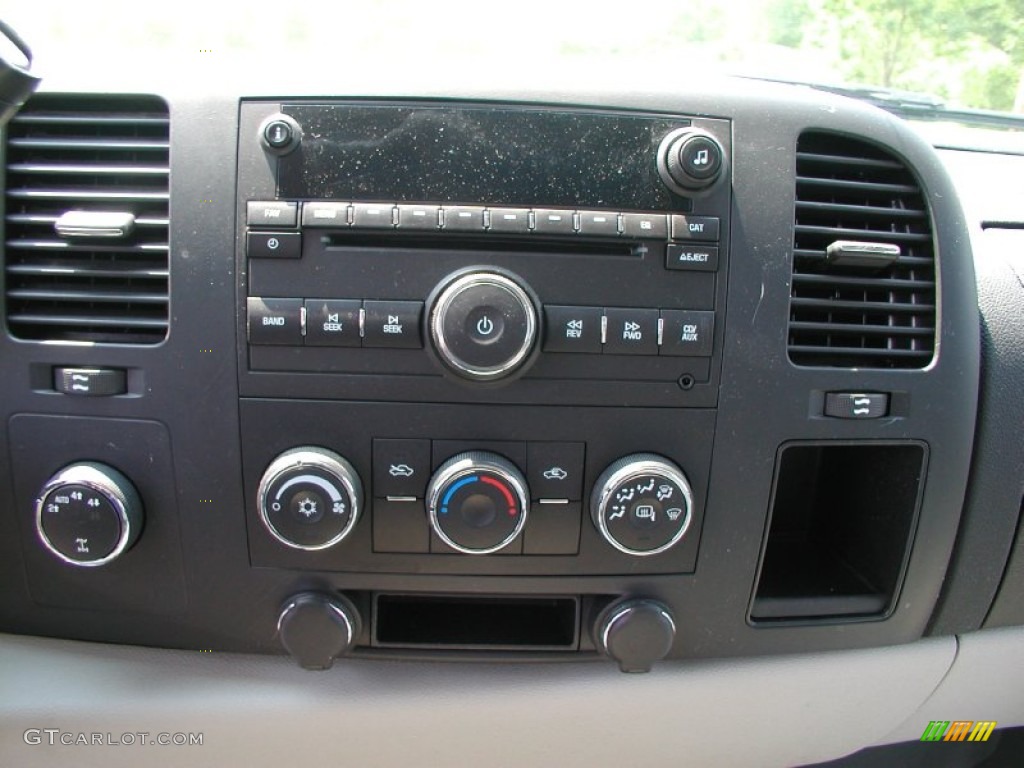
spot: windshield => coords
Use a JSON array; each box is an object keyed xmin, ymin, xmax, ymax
[{"xmin": 6, "ymin": 1, "xmax": 1023, "ymax": 120}]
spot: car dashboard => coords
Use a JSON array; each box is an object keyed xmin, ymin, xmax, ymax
[{"xmin": 1, "ymin": 60, "xmax": 1023, "ymax": 767}]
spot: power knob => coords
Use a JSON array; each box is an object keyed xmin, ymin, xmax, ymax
[
  {"xmin": 427, "ymin": 269, "xmax": 540, "ymax": 383},
  {"xmin": 35, "ymin": 462, "xmax": 143, "ymax": 567},
  {"xmin": 595, "ymin": 599, "xmax": 677, "ymax": 673},
  {"xmin": 278, "ymin": 592, "xmax": 361, "ymax": 670},
  {"xmin": 657, "ymin": 128, "xmax": 726, "ymax": 194}
]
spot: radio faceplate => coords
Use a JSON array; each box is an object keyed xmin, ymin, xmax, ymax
[{"xmin": 237, "ymin": 101, "xmax": 732, "ymax": 409}]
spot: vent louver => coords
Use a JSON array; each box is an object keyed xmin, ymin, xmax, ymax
[
  {"xmin": 4, "ymin": 95, "xmax": 169, "ymax": 344},
  {"xmin": 788, "ymin": 132, "xmax": 935, "ymax": 368}
]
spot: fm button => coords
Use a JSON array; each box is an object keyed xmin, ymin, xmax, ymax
[{"xmin": 428, "ymin": 270, "xmax": 540, "ymax": 383}]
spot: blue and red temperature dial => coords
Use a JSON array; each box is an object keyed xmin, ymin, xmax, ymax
[{"xmin": 427, "ymin": 452, "xmax": 529, "ymax": 554}]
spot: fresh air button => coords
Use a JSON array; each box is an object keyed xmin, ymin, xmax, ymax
[
  {"xmin": 533, "ymin": 209, "xmax": 576, "ymax": 235},
  {"xmin": 247, "ymin": 231, "xmax": 301, "ymax": 259},
  {"xmin": 488, "ymin": 208, "xmax": 531, "ymax": 233},
  {"xmin": 621, "ymin": 212, "xmax": 668, "ymax": 240},
  {"xmin": 304, "ymin": 299, "xmax": 361, "ymax": 347},
  {"xmin": 363, "ymin": 300, "xmax": 423, "ymax": 348},
  {"xmin": 543, "ymin": 305, "xmax": 603, "ymax": 354},
  {"xmin": 247, "ymin": 201, "xmax": 297, "ymax": 227},
  {"xmin": 604, "ymin": 308, "xmax": 659, "ymax": 355},
  {"xmin": 824, "ymin": 392, "xmax": 890, "ymax": 419},
  {"xmin": 397, "ymin": 205, "xmax": 441, "ymax": 230},
  {"xmin": 373, "ymin": 438, "xmax": 431, "ymax": 499},
  {"xmin": 351, "ymin": 203, "xmax": 396, "ymax": 228},
  {"xmin": 670, "ymin": 215, "xmax": 720, "ymax": 241},
  {"xmin": 523, "ymin": 502, "xmax": 581, "ymax": 555},
  {"xmin": 578, "ymin": 210, "xmax": 620, "ymax": 237},
  {"xmin": 667, "ymin": 244, "xmax": 719, "ymax": 272},
  {"xmin": 302, "ymin": 202, "xmax": 350, "ymax": 227},
  {"xmin": 442, "ymin": 206, "xmax": 486, "ymax": 232},
  {"xmin": 247, "ymin": 297, "xmax": 302, "ymax": 345},
  {"xmin": 54, "ymin": 367, "xmax": 127, "ymax": 397},
  {"xmin": 660, "ymin": 310, "xmax": 714, "ymax": 357},
  {"xmin": 528, "ymin": 442, "xmax": 585, "ymax": 501}
]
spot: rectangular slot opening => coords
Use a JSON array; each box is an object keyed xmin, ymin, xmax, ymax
[
  {"xmin": 751, "ymin": 442, "xmax": 926, "ymax": 622},
  {"xmin": 374, "ymin": 594, "xmax": 579, "ymax": 650}
]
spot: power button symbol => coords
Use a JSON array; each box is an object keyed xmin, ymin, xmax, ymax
[{"xmin": 466, "ymin": 306, "xmax": 504, "ymax": 345}]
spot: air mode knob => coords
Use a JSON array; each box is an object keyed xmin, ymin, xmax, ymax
[
  {"xmin": 426, "ymin": 451, "xmax": 529, "ymax": 554},
  {"xmin": 591, "ymin": 453, "xmax": 694, "ymax": 556},
  {"xmin": 35, "ymin": 462, "xmax": 143, "ymax": 567},
  {"xmin": 657, "ymin": 128, "xmax": 726, "ymax": 194},
  {"xmin": 257, "ymin": 447, "xmax": 363, "ymax": 551}
]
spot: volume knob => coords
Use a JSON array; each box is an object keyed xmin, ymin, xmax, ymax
[{"xmin": 427, "ymin": 269, "xmax": 540, "ymax": 383}]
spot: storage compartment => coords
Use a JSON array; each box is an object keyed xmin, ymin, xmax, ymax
[
  {"xmin": 373, "ymin": 594, "xmax": 579, "ymax": 650},
  {"xmin": 751, "ymin": 442, "xmax": 926, "ymax": 621}
]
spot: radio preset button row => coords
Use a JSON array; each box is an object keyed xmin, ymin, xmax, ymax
[
  {"xmin": 544, "ymin": 305, "xmax": 714, "ymax": 358},
  {"xmin": 256, "ymin": 200, "xmax": 723, "ymax": 242}
]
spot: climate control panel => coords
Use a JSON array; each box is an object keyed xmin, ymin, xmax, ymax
[{"xmin": 242, "ymin": 399, "xmax": 711, "ymax": 578}]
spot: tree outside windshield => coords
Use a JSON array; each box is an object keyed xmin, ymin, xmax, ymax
[{"xmin": 7, "ymin": 0, "xmax": 1023, "ymax": 113}]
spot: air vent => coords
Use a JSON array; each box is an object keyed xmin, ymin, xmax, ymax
[
  {"xmin": 4, "ymin": 95, "xmax": 169, "ymax": 344},
  {"xmin": 789, "ymin": 132, "xmax": 935, "ymax": 368}
]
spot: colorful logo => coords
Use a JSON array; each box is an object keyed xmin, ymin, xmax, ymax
[{"xmin": 920, "ymin": 721, "xmax": 997, "ymax": 742}]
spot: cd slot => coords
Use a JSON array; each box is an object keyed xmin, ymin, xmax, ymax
[{"xmin": 319, "ymin": 233, "xmax": 641, "ymax": 258}]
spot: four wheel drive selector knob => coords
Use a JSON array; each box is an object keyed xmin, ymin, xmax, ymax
[
  {"xmin": 257, "ymin": 447, "xmax": 363, "ymax": 550},
  {"xmin": 426, "ymin": 451, "xmax": 530, "ymax": 554},
  {"xmin": 35, "ymin": 462, "xmax": 144, "ymax": 567}
]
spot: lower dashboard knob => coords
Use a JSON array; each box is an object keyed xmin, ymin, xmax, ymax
[
  {"xmin": 278, "ymin": 592, "xmax": 361, "ymax": 670},
  {"xmin": 257, "ymin": 447, "xmax": 363, "ymax": 551},
  {"xmin": 595, "ymin": 599, "xmax": 676, "ymax": 673},
  {"xmin": 426, "ymin": 451, "xmax": 529, "ymax": 554},
  {"xmin": 35, "ymin": 462, "xmax": 143, "ymax": 567},
  {"xmin": 591, "ymin": 453, "xmax": 694, "ymax": 556}
]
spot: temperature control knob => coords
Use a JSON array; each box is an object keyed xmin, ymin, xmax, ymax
[
  {"xmin": 591, "ymin": 453, "xmax": 693, "ymax": 556},
  {"xmin": 426, "ymin": 451, "xmax": 529, "ymax": 554},
  {"xmin": 257, "ymin": 447, "xmax": 363, "ymax": 551},
  {"xmin": 35, "ymin": 462, "xmax": 143, "ymax": 567}
]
